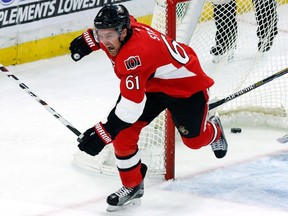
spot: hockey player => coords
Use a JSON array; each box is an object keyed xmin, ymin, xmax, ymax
[
  {"xmin": 210, "ymin": 0, "xmax": 278, "ymax": 63},
  {"xmin": 69, "ymin": 4, "xmax": 228, "ymax": 211}
]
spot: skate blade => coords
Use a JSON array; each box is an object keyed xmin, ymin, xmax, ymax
[{"xmin": 106, "ymin": 198, "xmax": 141, "ymax": 212}]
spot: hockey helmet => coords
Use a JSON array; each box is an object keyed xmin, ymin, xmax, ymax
[{"xmin": 94, "ymin": 4, "xmax": 130, "ymax": 32}]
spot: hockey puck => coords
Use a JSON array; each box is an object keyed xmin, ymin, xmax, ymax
[{"xmin": 231, "ymin": 128, "xmax": 242, "ymax": 133}]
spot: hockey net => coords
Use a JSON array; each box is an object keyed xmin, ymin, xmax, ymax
[{"xmin": 73, "ymin": 0, "xmax": 288, "ymax": 179}]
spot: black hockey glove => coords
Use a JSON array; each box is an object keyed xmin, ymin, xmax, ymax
[
  {"xmin": 69, "ymin": 28, "xmax": 100, "ymax": 61},
  {"xmin": 78, "ymin": 123, "xmax": 113, "ymax": 156}
]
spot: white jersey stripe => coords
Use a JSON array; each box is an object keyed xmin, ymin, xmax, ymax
[{"xmin": 154, "ymin": 63, "xmax": 196, "ymax": 80}]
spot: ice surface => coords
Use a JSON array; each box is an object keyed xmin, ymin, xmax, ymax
[{"xmin": 1, "ymin": 52, "xmax": 288, "ymax": 216}]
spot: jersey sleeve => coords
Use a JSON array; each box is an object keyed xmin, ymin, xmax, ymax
[
  {"xmin": 115, "ymin": 70, "xmax": 147, "ymax": 124},
  {"xmin": 113, "ymin": 43, "xmax": 153, "ymax": 123},
  {"xmin": 102, "ymin": 69, "xmax": 149, "ymax": 139}
]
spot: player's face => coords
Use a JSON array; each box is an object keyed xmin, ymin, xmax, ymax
[{"xmin": 96, "ymin": 28, "xmax": 127, "ymax": 56}]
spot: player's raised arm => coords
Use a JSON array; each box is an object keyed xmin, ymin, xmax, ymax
[{"xmin": 69, "ymin": 28, "xmax": 100, "ymax": 61}]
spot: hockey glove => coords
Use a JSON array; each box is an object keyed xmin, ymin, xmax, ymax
[
  {"xmin": 69, "ymin": 28, "xmax": 100, "ymax": 61},
  {"xmin": 78, "ymin": 123, "xmax": 113, "ymax": 156}
]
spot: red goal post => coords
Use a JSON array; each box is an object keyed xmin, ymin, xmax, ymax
[{"xmin": 151, "ymin": 0, "xmax": 206, "ymax": 180}]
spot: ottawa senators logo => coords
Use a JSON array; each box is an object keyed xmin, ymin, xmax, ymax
[{"xmin": 124, "ymin": 56, "xmax": 141, "ymax": 70}]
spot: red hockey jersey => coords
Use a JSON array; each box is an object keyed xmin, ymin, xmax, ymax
[{"xmin": 99, "ymin": 17, "xmax": 214, "ymax": 124}]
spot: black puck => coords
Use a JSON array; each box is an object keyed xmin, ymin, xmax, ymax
[{"xmin": 231, "ymin": 128, "xmax": 242, "ymax": 133}]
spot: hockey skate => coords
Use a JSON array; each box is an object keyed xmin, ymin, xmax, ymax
[
  {"xmin": 209, "ymin": 113, "xmax": 228, "ymax": 159},
  {"xmin": 210, "ymin": 45, "xmax": 236, "ymax": 63},
  {"xmin": 106, "ymin": 181, "xmax": 144, "ymax": 212},
  {"xmin": 106, "ymin": 163, "xmax": 147, "ymax": 212}
]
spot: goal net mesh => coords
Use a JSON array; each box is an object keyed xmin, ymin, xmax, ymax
[{"xmin": 191, "ymin": 0, "xmax": 287, "ymax": 128}]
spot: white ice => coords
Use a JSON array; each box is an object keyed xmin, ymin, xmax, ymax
[
  {"xmin": 1, "ymin": 4, "xmax": 288, "ymax": 213},
  {"xmin": 1, "ymin": 49, "xmax": 288, "ymax": 216}
]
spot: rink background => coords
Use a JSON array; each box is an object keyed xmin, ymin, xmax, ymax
[{"xmin": 0, "ymin": 52, "xmax": 288, "ymax": 216}]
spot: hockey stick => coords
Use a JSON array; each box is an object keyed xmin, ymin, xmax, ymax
[
  {"xmin": 0, "ymin": 64, "xmax": 82, "ymax": 137},
  {"xmin": 209, "ymin": 67, "xmax": 288, "ymax": 110},
  {"xmin": 2, "ymin": 64, "xmax": 287, "ymax": 134}
]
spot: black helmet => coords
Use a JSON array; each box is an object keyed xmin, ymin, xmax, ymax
[{"xmin": 94, "ymin": 4, "xmax": 130, "ymax": 31}]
